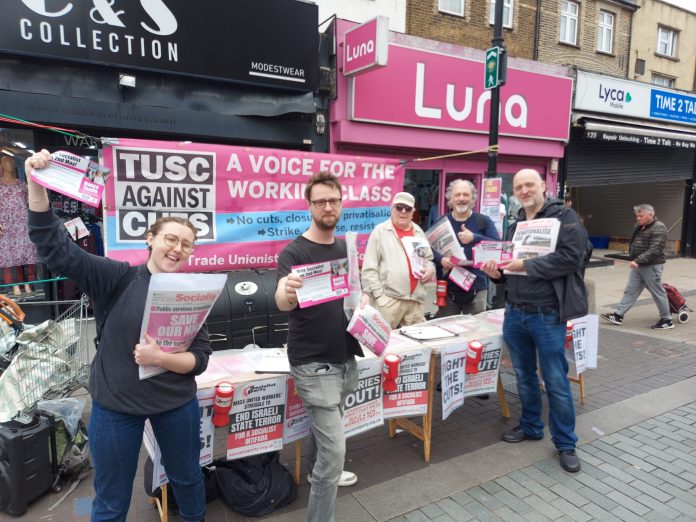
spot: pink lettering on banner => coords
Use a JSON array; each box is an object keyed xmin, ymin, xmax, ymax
[{"xmin": 350, "ymin": 45, "xmax": 572, "ymax": 141}]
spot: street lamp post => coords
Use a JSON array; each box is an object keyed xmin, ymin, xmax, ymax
[{"xmin": 487, "ymin": 0, "xmax": 507, "ymax": 178}]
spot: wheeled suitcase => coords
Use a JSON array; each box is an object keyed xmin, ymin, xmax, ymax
[{"xmin": 0, "ymin": 414, "xmax": 55, "ymax": 516}]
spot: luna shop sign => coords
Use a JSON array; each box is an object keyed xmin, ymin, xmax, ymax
[
  {"xmin": 0, "ymin": 0, "xmax": 318, "ymax": 91},
  {"xmin": 101, "ymin": 138, "xmax": 404, "ymax": 272}
]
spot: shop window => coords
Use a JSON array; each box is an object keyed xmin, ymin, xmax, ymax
[
  {"xmin": 597, "ymin": 11, "xmax": 614, "ymax": 54},
  {"xmin": 404, "ymin": 170, "xmax": 441, "ymax": 230},
  {"xmin": 560, "ymin": 0, "xmax": 579, "ymax": 46},
  {"xmin": 652, "ymin": 73, "xmax": 675, "ymax": 88},
  {"xmin": 439, "ymin": 0, "xmax": 464, "ymax": 17},
  {"xmin": 656, "ymin": 26, "xmax": 678, "ymax": 58},
  {"xmin": 489, "ymin": 0, "xmax": 513, "ymax": 28}
]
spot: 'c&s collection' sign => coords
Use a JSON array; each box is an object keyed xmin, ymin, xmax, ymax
[
  {"xmin": 0, "ymin": 0, "xmax": 318, "ymax": 91},
  {"xmin": 349, "ymin": 44, "xmax": 573, "ymax": 141},
  {"xmin": 102, "ymin": 138, "xmax": 404, "ymax": 271}
]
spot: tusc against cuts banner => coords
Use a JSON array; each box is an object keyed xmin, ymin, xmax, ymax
[{"xmin": 101, "ymin": 138, "xmax": 403, "ymax": 271}]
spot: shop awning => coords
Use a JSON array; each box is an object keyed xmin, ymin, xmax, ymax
[{"xmin": 573, "ymin": 113, "xmax": 696, "ymax": 148}]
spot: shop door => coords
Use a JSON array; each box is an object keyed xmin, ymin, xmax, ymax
[{"xmin": 403, "ymin": 169, "xmax": 440, "ymax": 230}]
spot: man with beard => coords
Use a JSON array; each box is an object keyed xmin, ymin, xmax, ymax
[
  {"xmin": 481, "ymin": 168, "xmax": 590, "ymax": 473},
  {"xmin": 434, "ymin": 179, "xmax": 499, "ymax": 317},
  {"xmin": 275, "ymin": 172, "xmax": 363, "ymax": 522},
  {"xmin": 361, "ymin": 192, "xmax": 435, "ymax": 328}
]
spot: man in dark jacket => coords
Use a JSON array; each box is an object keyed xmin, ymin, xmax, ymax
[
  {"xmin": 601, "ymin": 204, "xmax": 672, "ymax": 329},
  {"xmin": 481, "ymin": 169, "xmax": 590, "ymax": 473},
  {"xmin": 434, "ymin": 179, "xmax": 500, "ymax": 316}
]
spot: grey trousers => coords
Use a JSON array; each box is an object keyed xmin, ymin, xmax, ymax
[{"xmin": 615, "ymin": 264, "xmax": 670, "ymax": 320}]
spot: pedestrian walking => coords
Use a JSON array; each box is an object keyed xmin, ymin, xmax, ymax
[{"xmin": 601, "ymin": 204, "xmax": 673, "ymax": 329}]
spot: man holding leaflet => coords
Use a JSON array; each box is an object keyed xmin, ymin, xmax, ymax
[
  {"xmin": 481, "ymin": 168, "xmax": 590, "ymax": 474},
  {"xmin": 275, "ymin": 172, "xmax": 363, "ymax": 522},
  {"xmin": 361, "ymin": 192, "xmax": 435, "ymax": 328},
  {"xmin": 434, "ymin": 179, "xmax": 499, "ymax": 316}
]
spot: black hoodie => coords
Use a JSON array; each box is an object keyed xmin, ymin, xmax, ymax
[{"xmin": 505, "ymin": 197, "xmax": 591, "ymax": 321}]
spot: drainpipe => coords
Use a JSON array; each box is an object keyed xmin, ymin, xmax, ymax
[
  {"xmin": 533, "ymin": 0, "xmax": 542, "ymax": 60},
  {"xmin": 625, "ymin": 9, "xmax": 633, "ymax": 78}
]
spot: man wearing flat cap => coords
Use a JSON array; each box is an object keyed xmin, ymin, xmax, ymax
[{"xmin": 361, "ymin": 192, "xmax": 435, "ymax": 328}]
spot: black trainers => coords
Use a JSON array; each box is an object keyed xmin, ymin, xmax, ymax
[
  {"xmin": 559, "ymin": 449, "xmax": 581, "ymax": 473},
  {"xmin": 651, "ymin": 318, "xmax": 674, "ymax": 329},
  {"xmin": 502, "ymin": 426, "xmax": 543, "ymax": 443},
  {"xmin": 601, "ymin": 313, "xmax": 623, "ymax": 325}
]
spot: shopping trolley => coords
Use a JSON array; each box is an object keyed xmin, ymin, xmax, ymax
[{"xmin": 0, "ymin": 294, "xmax": 91, "ymax": 420}]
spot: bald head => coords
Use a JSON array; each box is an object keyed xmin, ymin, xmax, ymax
[{"xmin": 513, "ymin": 168, "xmax": 546, "ymax": 216}]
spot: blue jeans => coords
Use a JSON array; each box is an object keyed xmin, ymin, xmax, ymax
[
  {"xmin": 503, "ymin": 304, "xmax": 578, "ymax": 450},
  {"xmin": 291, "ymin": 359, "xmax": 358, "ymax": 522},
  {"xmin": 89, "ymin": 397, "xmax": 205, "ymax": 522},
  {"xmin": 615, "ymin": 264, "xmax": 670, "ymax": 320}
]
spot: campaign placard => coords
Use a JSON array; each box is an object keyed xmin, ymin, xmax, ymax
[
  {"xmin": 440, "ymin": 342, "xmax": 467, "ymax": 420},
  {"xmin": 144, "ymin": 388, "xmax": 215, "ymax": 489},
  {"xmin": 343, "ymin": 358, "xmax": 383, "ymax": 437},
  {"xmin": 227, "ymin": 377, "xmax": 287, "ymax": 459},
  {"xmin": 30, "ymin": 150, "xmax": 105, "ymax": 207},
  {"xmin": 383, "ymin": 347, "xmax": 431, "ymax": 419},
  {"xmin": 293, "ymin": 258, "xmax": 350, "ymax": 308},
  {"xmin": 566, "ymin": 314, "xmax": 599, "ymax": 376},
  {"xmin": 283, "ymin": 377, "xmax": 311, "ymax": 444},
  {"xmin": 463, "ymin": 335, "xmax": 503, "ymax": 397}
]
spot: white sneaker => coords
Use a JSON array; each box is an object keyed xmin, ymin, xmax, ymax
[{"xmin": 307, "ymin": 470, "xmax": 358, "ymax": 487}]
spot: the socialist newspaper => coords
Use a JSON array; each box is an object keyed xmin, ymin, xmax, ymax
[
  {"xmin": 507, "ymin": 217, "xmax": 560, "ymax": 275},
  {"xmin": 346, "ymin": 304, "xmax": 391, "ymax": 355},
  {"xmin": 399, "ymin": 236, "xmax": 429, "ymax": 278},
  {"xmin": 138, "ymin": 273, "xmax": 227, "ymax": 380},
  {"xmin": 425, "ymin": 216, "xmax": 466, "ymax": 264}
]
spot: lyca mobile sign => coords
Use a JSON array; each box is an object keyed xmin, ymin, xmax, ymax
[{"xmin": 575, "ymin": 71, "xmax": 696, "ymax": 127}]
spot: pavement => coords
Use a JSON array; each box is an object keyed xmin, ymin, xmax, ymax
[{"xmin": 3, "ymin": 250, "xmax": 696, "ymax": 522}]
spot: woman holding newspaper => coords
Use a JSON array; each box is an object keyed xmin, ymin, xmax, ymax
[{"xmin": 24, "ymin": 150, "xmax": 211, "ymax": 522}]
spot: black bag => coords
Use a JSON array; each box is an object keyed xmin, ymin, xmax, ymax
[
  {"xmin": 213, "ymin": 452, "xmax": 297, "ymax": 517},
  {"xmin": 143, "ymin": 457, "xmax": 220, "ymax": 514}
]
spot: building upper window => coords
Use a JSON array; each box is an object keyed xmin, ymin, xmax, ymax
[
  {"xmin": 489, "ymin": 0, "xmax": 513, "ymax": 28},
  {"xmin": 656, "ymin": 26, "xmax": 678, "ymax": 58},
  {"xmin": 597, "ymin": 11, "xmax": 614, "ymax": 54},
  {"xmin": 439, "ymin": 0, "xmax": 464, "ymax": 16},
  {"xmin": 652, "ymin": 73, "xmax": 675, "ymax": 88},
  {"xmin": 560, "ymin": 1, "xmax": 579, "ymax": 45}
]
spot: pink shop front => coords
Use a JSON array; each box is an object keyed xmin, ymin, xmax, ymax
[{"xmin": 330, "ymin": 18, "xmax": 574, "ymax": 230}]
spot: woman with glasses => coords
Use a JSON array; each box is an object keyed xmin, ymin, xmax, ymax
[{"xmin": 24, "ymin": 150, "xmax": 210, "ymax": 522}]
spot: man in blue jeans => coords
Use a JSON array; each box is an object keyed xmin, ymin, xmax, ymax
[
  {"xmin": 275, "ymin": 172, "xmax": 363, "ymax": 521},
  {"xmin": 482, "ymin": 169, "xmax": 590, "ymax": 473}
]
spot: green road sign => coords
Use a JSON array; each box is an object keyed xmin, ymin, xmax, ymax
[{"xmin": 485, "ymin": 46, "xmax": 500, "ymax": 90}]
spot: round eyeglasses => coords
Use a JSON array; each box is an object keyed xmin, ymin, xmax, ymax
[{"xmin": 161, "ymin": 233, "xmax": 195, "ymax": 254}]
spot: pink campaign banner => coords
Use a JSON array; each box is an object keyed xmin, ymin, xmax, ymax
[
  {"xmin": 350, "ymin": 44, "xmax": 573, "ymax": 142},
  {"xmin": 101, "ymin": 139, "xmax": 403, "ymax": 271}
]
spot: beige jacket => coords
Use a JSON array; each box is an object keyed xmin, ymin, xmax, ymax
[{"xmin": 361, "ymin": 219, "xmax": 435, "ymax": 304}]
